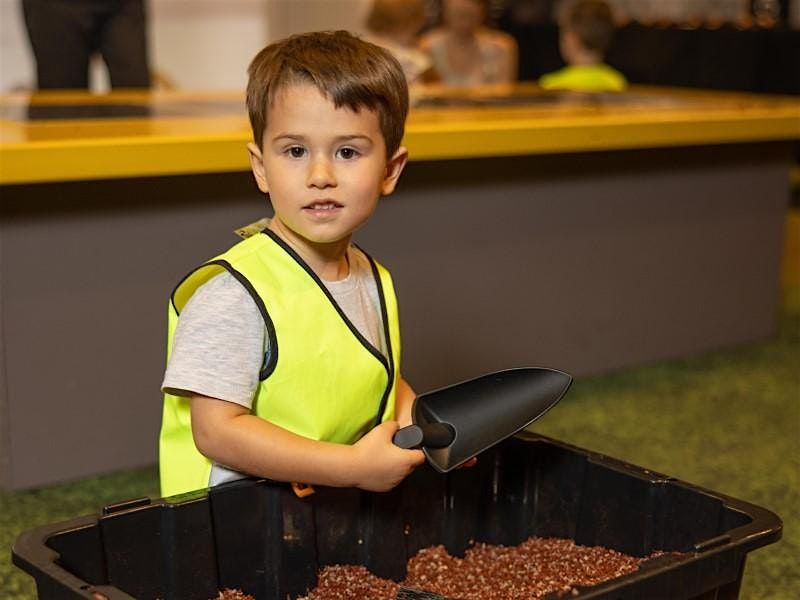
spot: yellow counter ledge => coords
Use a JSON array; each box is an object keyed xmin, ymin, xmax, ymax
[{"xmin": 1, "ymin": 85, "xmax": 798, "ymax": 185}]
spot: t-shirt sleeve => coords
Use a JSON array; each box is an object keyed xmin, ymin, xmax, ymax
[{"xmin": 161, "ymin": 271, "xmax": 266, "ymax": 408}]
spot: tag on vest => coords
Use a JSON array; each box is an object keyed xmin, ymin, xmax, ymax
[{"xmin": 234, "ymin": 217, "xmax": 271, "ymax": 239}]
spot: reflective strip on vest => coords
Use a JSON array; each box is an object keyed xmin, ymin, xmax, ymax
[{"xmin": 159, "ymin": 231, "xmax": 401, "ymax": 497}]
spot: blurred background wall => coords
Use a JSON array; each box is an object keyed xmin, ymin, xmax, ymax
[
  {"xmin": 0, "ymin": 0, "xmax": 372, "ymax": 93},
  {"xmin": 2, "ymin": 0, "xmax": 799, "ymax": 93}
]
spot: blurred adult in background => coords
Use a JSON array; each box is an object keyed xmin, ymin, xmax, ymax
[
  {"xmin": 420, "ymin": 0, "xmax": 518, "ymax": 86},
  {"xmin": 539, "ymin": 0, "xmax": 627, "ymax": 92},
  {"xmin": 22, "ymin": 0, "xmax": 151, "ymax": 89},
  {"xmin": 364, "ymin": 0, "xmax": 437, "ymax": 84}
]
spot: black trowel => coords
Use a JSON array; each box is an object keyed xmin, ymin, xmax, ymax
[{"xmin": 392, "ymin": 367, "xmax": 572, "ymax": 472}]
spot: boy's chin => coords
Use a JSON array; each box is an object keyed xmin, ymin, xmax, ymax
[
  {"xmin": 305, "ymin": 233, "xmax": 352, "ymax": 247},
  {"xmin": 275, "ymin": 222, "xmax": 353, "ymax": 248}
]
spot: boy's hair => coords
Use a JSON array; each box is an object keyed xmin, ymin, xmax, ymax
[
  {"xmin": 562, "ymin": 0, "xmax": 616, "ymax": 55},
  {"xmin": 246, "ymin": 30, "xmax": 409, "ymax": 158}
]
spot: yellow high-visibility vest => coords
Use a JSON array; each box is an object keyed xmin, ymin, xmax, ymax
[{"xmin": 159, "ymin": 230, "xmax": 401, "ymax": 497}]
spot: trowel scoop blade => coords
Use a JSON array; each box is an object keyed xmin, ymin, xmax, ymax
[{"xmin": 413, "ymin": 367, "xmax": 572, "ymax": 472}]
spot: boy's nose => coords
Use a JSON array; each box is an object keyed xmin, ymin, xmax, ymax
[{"xmin": 307, "ymin": 156, "xmax": 336, "ymax": 188}]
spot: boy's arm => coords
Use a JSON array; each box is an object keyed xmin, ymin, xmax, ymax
[
  {"xmin": 190, "ymin": 394, "xmax": 424, "ymax": 492},
  {"xmin": 395, "ymin": 376, "xmax": 416, "ymax": 427}
]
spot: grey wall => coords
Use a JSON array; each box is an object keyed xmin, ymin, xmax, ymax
[
  {"xmin": 360, "ymin": 144, "xmax": 789, "ymax": 391},
  {"xmin": 0, "ymin": 142, "xmax": 790, "ymax": 489},
  {"xmin": 0, "ymin": 174, "xmax": 266, "ymax": 489}
]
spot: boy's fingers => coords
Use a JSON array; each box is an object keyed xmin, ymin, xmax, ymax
[
  {"xmin": 408, "ymin": 449, "xmax": 426, "ymax": 466},
  {"xmin": 375, "ymin": 420, "xmax": 399, "ymax": 435}
]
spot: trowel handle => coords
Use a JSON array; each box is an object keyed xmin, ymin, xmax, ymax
[{"xmin": 393, "ymin": 423, "xmax": 455, "ymax": 450}]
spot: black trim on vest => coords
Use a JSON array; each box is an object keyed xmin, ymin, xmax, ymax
[
  {"xmin": 361, "ymin": 247, "xmax": 396, "ymax": 428},
  {"xmin": 170, "ymin": 259, "xmax": 278, "ymax": 381},
  {"xmin": 260, "ymin": 229, "xmax": 394, "ymax": 418}
]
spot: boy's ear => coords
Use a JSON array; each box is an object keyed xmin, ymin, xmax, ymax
[
  {"xmin": 381, "ymin": 146, "xmax": 409, "ymax": 196},
  {"xmin": 247, "ymin": 142, "xmax": 269, "ymax": 194}
]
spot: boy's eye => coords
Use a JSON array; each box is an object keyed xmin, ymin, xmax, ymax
[
  {"xmin": 287, "ymin": 146, "xmax": 306, "ymax": 158},
  {"xmin": 337, "ymin": 147, "xmax": 359, "ymax": 160}
]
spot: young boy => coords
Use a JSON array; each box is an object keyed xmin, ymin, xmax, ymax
[
  {"xmin": 159, "ymin": 30, "xmax": 425, "ymax": 498},
  {"xmin": 539, "ymin": 0, "xmax": 627, "ymax": 92}
]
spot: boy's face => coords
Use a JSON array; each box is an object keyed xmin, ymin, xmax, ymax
[{"xmin": 248, "ymin": 82, "xmax": 407, "ymax": 254}]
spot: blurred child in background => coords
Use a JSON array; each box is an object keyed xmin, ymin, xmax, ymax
[
  {"xmin": 539, "ymin": 0, "xmax": 627, "ymax": 92},
  {"xmin": 364, "ymin": 0, "xmax": 437, "ymax": 85},
  {"xmin": 420, "ymin": 0, "xmax": 518, "ymax": 87}
]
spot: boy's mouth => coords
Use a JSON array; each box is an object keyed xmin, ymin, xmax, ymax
[{"xmin": 304, "ymin": 200, "xmax": 343, "ymax": 212}]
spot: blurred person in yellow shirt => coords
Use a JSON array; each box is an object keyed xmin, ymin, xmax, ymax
[{"xmin": 539, "ymin": 0, "xmax": 627, "ymax": 92}]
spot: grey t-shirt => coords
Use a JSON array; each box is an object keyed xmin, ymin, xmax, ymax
[{"xmin": 161, "ymin": 245, "xmax": 386, "ymax": 486}]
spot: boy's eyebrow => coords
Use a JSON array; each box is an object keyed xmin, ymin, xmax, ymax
[
  {"xmin": 270, "ymin": 133, "xmax": 375, "ymax": 144},
  {"xmin": 334, "ymin": 135, "xmax": 374, "ymax": 144}
]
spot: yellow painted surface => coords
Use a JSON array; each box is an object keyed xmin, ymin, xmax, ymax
[
  {"xmin": 783, "ymin": 208, "xmax": 800, "ymax": 288},
  {"xmin": 1, "ymin": 85, "xmax": 798, "ymax": 184},
  {"xmin": 791, "ymin": 166, "xmax": 800, "ymax": 190}
]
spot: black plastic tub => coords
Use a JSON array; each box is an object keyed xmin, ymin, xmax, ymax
[{"xmin": 12, "ymin": 433, "xmax": 782, "ymax": 600}]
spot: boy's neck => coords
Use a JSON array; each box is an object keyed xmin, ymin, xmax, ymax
[
  {"xmin": 268, "ymin": 219, "xmax": 351, "ymax": 281},
  {"xmin": 313, "ymin": 249, "xmax": 351, "ymax": 282}
]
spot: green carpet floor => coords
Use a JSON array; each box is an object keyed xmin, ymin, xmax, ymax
[{"xmin": 3, "ymin": 290, "xmax": 798, "ymax": 599}]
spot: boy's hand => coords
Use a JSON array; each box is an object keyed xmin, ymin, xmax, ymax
[{"xmin": 352, "ymin": 421, "xmax": 425, "ymax": 492}]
